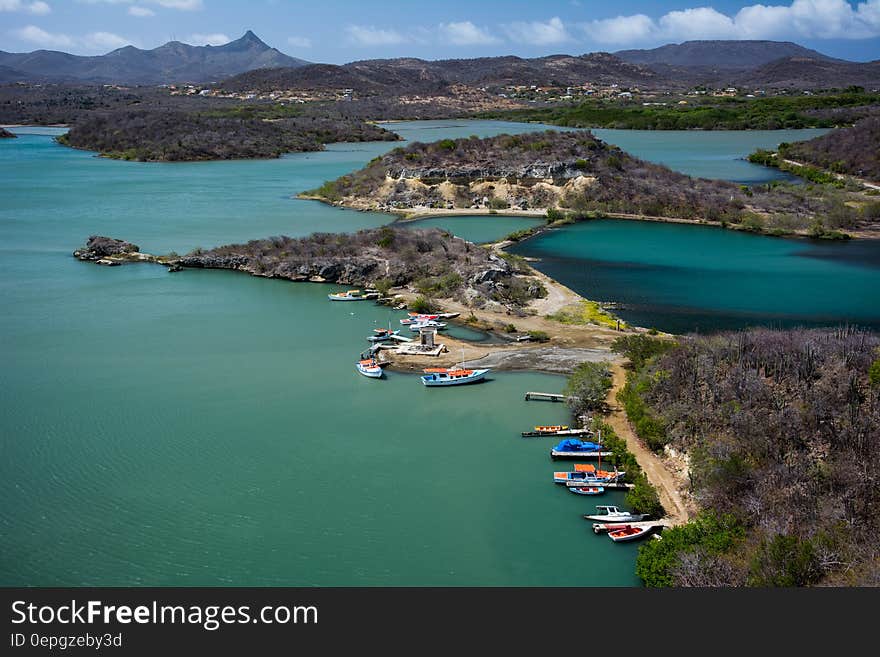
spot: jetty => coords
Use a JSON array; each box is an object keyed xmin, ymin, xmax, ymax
[
  {"xmin": 591, "ymin": 519, "xmax": 671, "ymax": 534},
  {"xmin": 524, "ymin": 391, "xmax": 575, "ymax": 402}
]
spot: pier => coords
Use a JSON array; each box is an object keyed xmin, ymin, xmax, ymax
[{"xmin": 524, "ymin": 391, "xmax": 575, "ymax": 402}]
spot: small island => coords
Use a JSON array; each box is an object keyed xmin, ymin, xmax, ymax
[
  {"xmin": 57, "ymin": 109, "xmax": 399, "ymax": 162},
  {"xmin": 304, "ymin": 130, "xmax": 879, "ymax": 239}
]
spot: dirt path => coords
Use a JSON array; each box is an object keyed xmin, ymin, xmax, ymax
[{"xmin": 606, "ymin": 362, "xmax": 694, "ymax": 525}]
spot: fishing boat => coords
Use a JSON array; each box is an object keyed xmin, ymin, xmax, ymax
[
  {"xmin": 400, "ymin": 313, "xmax": 439, "ymax": 325},
  {"xmin": 420, "ymin": 368, "xmax": 489, "ymax": 387},
  {"xmin": 569, "ymin": 486, "xmax": 605, "ymax": 496},
  {"xmin": 409, "ymin": 321, "xmax": 447, "ymax": 332},
  {"xmin": 367, "ymin": 328, "xmax": 401, "ymax": 342},
  {"xmin": 583, "ymin": 506, "xmax": 647, "ymax": 523},
  {"xmin": 550, "ymin": 438, "xmax": 613, "ymax": 460},
  {"xmin": 607, "ymin": 524, "xmax": 653, "ymax": 542},
  {"xmin": 328, "ymin": 289, "xmax": 378, "ymax": 302},
  {"xmin": 356, "ymin": 358, "xmax": 383, "ymax": 378},
  {"xmin": 553, "ymin": 464, "xmax": 625, "ymax": 484},
  {"xmin": 521, "ymin": 427, "xmax": 594, "ymax": 438}
]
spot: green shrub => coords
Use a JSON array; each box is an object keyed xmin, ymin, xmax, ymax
[
  {"xmin": 410, "ymin": 296, "xmax": 436, "ymax": 314},
  {"xmin": 527, "ymin": 330, "xmax": 550, "ymax": 342}
]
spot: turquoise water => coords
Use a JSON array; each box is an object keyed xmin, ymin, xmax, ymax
[
  {"xmin": 592, "ymin": 128, "xmax": 829, "ymax": 183},
  {"xmin": 1, "ymin": 122, "xmax": 640, "ymax": 586},
  {"xmin": 510, "ymin": 219, "xmax": 880, "ymax": 333},
  {"xmin": 0, "ymin": 121, "xmax": 867, "ymax": 586}
]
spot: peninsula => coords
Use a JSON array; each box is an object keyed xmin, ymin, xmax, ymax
[{"xmin": 303, "ymin": 129, "xmax": 879, "ymax": 238}]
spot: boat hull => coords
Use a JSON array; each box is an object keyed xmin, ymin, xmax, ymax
[
  {"xmin": 584, "ymin": 513, "xmax": 647, "ymax": 522},
  {"xmin": 569, "ymin": 486, "xmax": 605, "ymax": 496},
  {"xmin": 420, "ymin": 369, "xmax": 489, "ymax": 386},
  {"xmin": 356, "ymin": 363, "xmax": 384, "ymax": 378}
]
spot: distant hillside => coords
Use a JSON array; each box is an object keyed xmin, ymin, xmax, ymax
[
  {"xmin": 733, "ymin": 57, "xmax": 880, "ymax": 89},
  {"xmin": 616, "ymin": 40, "xmax": 840, "ymax": 69},
  {"xmin": 779, "ymin": 116, "xmax": 880, "ymax": 181},
  {"xmin": 221, "ymin": 52, "xmax": 665, "ymax": 93},
  {"xmin": 0, "ymin": 31, "xmax": 309, "ymax": 84}
]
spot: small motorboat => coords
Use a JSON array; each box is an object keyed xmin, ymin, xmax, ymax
[
  {"xmin": 569, "ymin": 486, "xmax": 605, "ymax": 496},
  {"xmin": 550, "ymin": 438, "xmax": 613, "ymax": 459},
  {"xmin": 553, "ymin": 464, "xmax": 625, "ymax": 484},
  {"xmin": 409, "ymin": 321, "xmax": 447, "ymax": 332},
  {"xmin": 421, "ymin": 368, "xmax": 489, "ymax": 387},
  {"xmin": 356, "ymin": 358, "xmax": 383, "ymax": 378},
  {"xmin": 607, "ymin": 524, "xmax": 653, "ymax": 542},
  {"xmin": 367, "ymin": 328, "xmax": 400, "ymax": 342},
  {"xmin": 538, "ymin": 425, "xmax": 568, "ymax": 432},
  {"xmin": 436, "ymin": 312, "xmax": 460, "ymax": 319},
  {"xmin": 583, "ymin": 506, "xmax": 647, "ymax": 523},
  {"xmin": 521, "ymin": 427, "xmax": 594, "ymax": 438},
  {"xmin": 400, "ymin": 313, "xmax": 439, "ymax": 325},
  {"xmin": 329, "ymin": 289, "xmax": 377, "ymax": 301}
]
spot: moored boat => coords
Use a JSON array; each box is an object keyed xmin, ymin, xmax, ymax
[
  {"xmin": 607, "ymin": 524, "xmax": 653, "ymax": 542},
  {"xmin": 583, "ymin": 505, "xmax": 647, "ymax": 523},
  {"xmin": 420, "ymin": 368, "xmax": 489, "ymax": 387},
  {"xmin": 553, "ymin": 464, "xmax": 625, "ymax": 484},
  {"xmin": 521, "ymin": 427, "xmax": 594, "ymax": 438},
  {"xmin": 409, "ymin": 320, "xmax": 447, "ymax": 332},
  {"xmin": 356, "ymin": 358, "xmax": 383, "ymax": 378},
  {"xmin": 549, "ymin": 438, "xmax": 611, "ymax": 460},
  {"xmin": 329, "ymin": 289, "xmax": 378, "ymax": 301},
  {"xmin": 569, "ymin": 486, "xmax": 605, "ymax": 496},
  {"xmin": 367, "ymin": 328, "xmax": 400, "ymax": 342}
]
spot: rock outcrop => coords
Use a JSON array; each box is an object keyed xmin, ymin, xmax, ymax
[
  {"xmin": 0, "ymin": 127, "xmax": 16, "ymax": 139},
  {"xmin": 73, "ymin": 235, "xmax": 139, "ymax": 261}
]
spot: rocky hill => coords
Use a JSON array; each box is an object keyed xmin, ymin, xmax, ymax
[
  {"xmin": 733, "ymin": 57, "xmax": 880, "ymax": 89},
  {"xmin": 0, "ymin": 31, "xmax": 309, "ymax": 85},
  {"xmin": 57, "ymin": 108, "xmax": 398, "ymax": 161},
  {"xmin": 780, "ymin": 116, "xmax": 880, "ymax": 181},
  {"xmin": 306, "ymin": 130, "xmax": 871, "ymax": 236},
  {"xmin": 74, "ymin": 228, "xmax": 548, "ymax": 311},
  {"xmin": 221, "ymin": 52, "xmax": 665, "ymax": 93},
  {"xmin": 615, "ymin": 40, "xmax": 840, "ymax": 69}
]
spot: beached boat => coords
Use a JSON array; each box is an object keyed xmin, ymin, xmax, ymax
[
  {"xmin": 553, "ymin": 464, "xmax": 625, "ymax": 484},
  {"xmin": 421, "ymin": 368, "xmax": 489, "ymax": 387},
  {"xmin": 569, "ymin": 486, "xmax": 605, "ymax": 496},
  {"xmin": 436, "ymin": 312, "xmax": 460, "ymax": 319},
  {"xmin": 328, "ymin": 289, "xmax": 378, "ymax": 301},
  {"xmin": 400, "ymin": 313, "xmax": 439, "ymax": 325},
  {"xmin": 607, "ymin": 524, "xmax": 653, "ymax": 542},
  {"xmin": 356, "ymin": 358, "xmax": 383, "ymax": 378},
  {"xmin": 583, "ymin": 506, "xmax": 647, "ymax": 523},
  {"xmin": 550, "ymin": 438, "xmax": 613, "ymax": 460},
  {"xmin": 367, "ymin": 328, "xmax": 400, "ymax": 342}
]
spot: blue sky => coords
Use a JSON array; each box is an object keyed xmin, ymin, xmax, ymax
[{"xmin": 2, "ymin": 0, "xmax": 880, "ymax": 62}]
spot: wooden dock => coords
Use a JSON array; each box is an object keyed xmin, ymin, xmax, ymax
[
  {"xmin": 591, "ymin": 519, "xmax": 672, "ymax": 534},
  {"xmin": 524, "ymin": 391, "xmax": 575, "ymax": 402}
]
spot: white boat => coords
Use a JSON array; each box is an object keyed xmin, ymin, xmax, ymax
[
  {"xmin": 420, "ymin": 368, "xmax": 489, "ymax": 386},
  {"xmin": 356, "ymin": 358, "xmax": 383, "ymax": 378},
  {"xmin": 367, "ymin": 328, "xmax": 400, "ymax": 342},
  {"xmin": 583, "ymin": 506, "xmax": 647, "ymax": 523},
  {"xmin": 328, "ymin": 289, "xmax": 378, "ymax": 301},
  {"xmin": 409, "ymin": 321, "xmax": 446, "ymax": 332},
  {"xmin": 607, "ymin": 524, "xmax": 654, "ymax": 542},
  {"xmin": 569, "ymin": 486, "xmax": 605, "ymax": 496}
]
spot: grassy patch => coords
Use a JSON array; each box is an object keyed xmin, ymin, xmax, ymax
[{"xmin": 547, "ymin": 300, "xmax": 625, "ymax": 329}]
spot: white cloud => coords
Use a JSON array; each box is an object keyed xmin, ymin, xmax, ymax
[
  {"xmin": 581, "ymin": 14, "xmax": 654, "ymax": 45},
  {"xmin": 287, "ymin": 35, "xmax": 312, "ymax": 48},
  {"xmin": 345, "ymin": 25, "xmax": 407, "ymax": 46},
  {"xmin": 12, "ymin": 24, "xmax": 72, "ymax": 48},
  {"xmin": 84, "ymin": 30, "xmax": 129, "ymax": 49},
  {"xmin": 128, "ymin": 5, "xmax": 154, "ymax": 16},
  {"xmin": 0, "ymin": 0, "xmax": 51, "ymax": 14},
  {"xmin": 152, "ymin": 0, "xmax": 202, "ymax": 9},
  {"xmin": 187, "ymin": 33, "xmax": 230, "ymax": 46},
  {"xmin": 438, "ymin": 21, "xmax": 500, "ymax": 46},
  {"xmin": 579, "ymin": 1, "xmax": 880, "ymax": 46},
  {"xmin": 502, "ymin": 17, "xmax": 571, "ymax": 46},
  {"xmin": 12, "ymin": 24, "xmax": 137, "ymax": 52}
]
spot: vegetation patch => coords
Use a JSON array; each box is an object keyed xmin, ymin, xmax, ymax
[{"xmin": 547, "ymin": 300, "xmax": 625, "ymax": 329}]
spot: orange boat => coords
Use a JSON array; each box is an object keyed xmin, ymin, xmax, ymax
[
  {"xmin": 607, "ymin": 524, "xmax": 653, "ymax": 542},
  {"xmin": 535, "ymin": 425, "xmax": 568, "ymax": 432}
]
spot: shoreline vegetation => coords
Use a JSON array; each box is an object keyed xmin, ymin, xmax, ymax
[
  {"xmin": 477, "ymin": 91, "xmax": 880, "ymax": 131},
  {"xmin": 300, "ymin": 129, "xmax": 880, "ymax": 240},
  {"xmin": 56, "ymin": 108, "xmax": 399, "ymax": 162}
]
